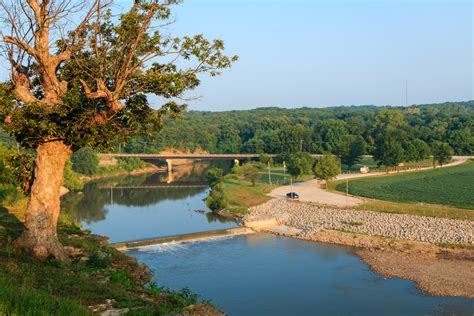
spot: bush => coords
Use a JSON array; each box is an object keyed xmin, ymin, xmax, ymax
[
  {"xmin": 2, "ymin": 150, "xmax": 35, "ymax": 193},
  {"xmin": 117, "ymin": 157, "xmax": 145, "ymax": 172},
  {"xmin": 205, "ymin": 167, "xmax": 224, "ymax": 187},
  {"xmin": 71, "ymin": 147, "xmax": 99, "ymax": 175},
  {"xmin": 206, "ymin": 184, "xmax": 228, "ymax": 211},
  {"xmin": 63, "ymin": 160, "xmax": 84, "ymax": 191}
]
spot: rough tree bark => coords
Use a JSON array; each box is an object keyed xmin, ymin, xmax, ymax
[{"xmin": 13, "ymin": 141, "xmax": 72, "ymax": 262}]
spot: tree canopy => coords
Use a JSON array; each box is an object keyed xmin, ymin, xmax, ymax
[
  {"xmin": 0, "ymin": 0, "xmax": 236, "ymax": 261},
  {"xmin": 119, "ymin": 102, "xmax": 474, "ymax": 159},
  {"xmin": 313, "ymin": 153, "xmax": 340, "ymax": 187}
]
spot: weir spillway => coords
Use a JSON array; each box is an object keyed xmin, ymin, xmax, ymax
[{"xmin": 110, "ymin": 227, "xmax": 254, "ymax": 250}]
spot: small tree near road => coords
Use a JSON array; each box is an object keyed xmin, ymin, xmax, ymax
[
  {"xmin": 339, "ymin": 135, "xmax": 366, "ymax": 170},
  {"xmin": 241, "ymin": 163, "xmax": 260, "ymax": 186},
  {"xmin": 432, "ymin": 142, "xmax": 454, "ymax": 167},
  {"xmin": 287, "ymin": 152, "xmax": 313, "ymax": 178},
  {"xmin": 313, "ymin": 154, "xmax": 340, "ymax": 188},
  {"xmin": 412, "ymin": 139, "xmax": 431, "ymax": 169},
  {"xmin": 374, "ymin": 138, "xmax": 405, "ymax": 173}
]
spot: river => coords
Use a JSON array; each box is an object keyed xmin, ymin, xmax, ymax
[{"xmin": 62, "ymin": 162, "xmax": 474, "ymax": 315}]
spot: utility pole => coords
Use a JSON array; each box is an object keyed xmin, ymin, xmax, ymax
[
  {"xmin": 345, "ymin": 178, "xmax": 349, "ymax": 207},
  {"xmin": 405, "ymin": 80, "xmax": 408, "ymax": 107},
  {"xmin": 267, "ymin": 161, "xmax": 272, "ymax": 184}
]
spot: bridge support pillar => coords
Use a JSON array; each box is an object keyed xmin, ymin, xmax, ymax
[
  {"xmin": 166, "ymin": 159, "xmax": 173, "ymax": 173},
  {"xmin": 166, "ymin": 159, "xmax": 174, "ymax": 183}
]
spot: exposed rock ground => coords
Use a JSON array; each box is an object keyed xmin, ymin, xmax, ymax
[{"xmin": 245, "ymin": 199, "xmax": 473, "ymax": 244}]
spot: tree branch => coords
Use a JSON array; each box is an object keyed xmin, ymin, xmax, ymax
[{"xmin": 3, "ymin": 35, "xmax": 37, "ymax": 57}]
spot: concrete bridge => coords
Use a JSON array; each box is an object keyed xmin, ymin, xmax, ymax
[
  {"xmin": 98, "ymin": 153, "xmax": 270, "ymax": 173},
  {"xmin": 97, "ymin": 153, "xmax": 325, "ymax": 172},
  {"xmin": 98, "ymin": 153, "xmax": 474, "ymax": 174},
  {"xmin": 98, "ymin": 153, "xmax": 280, "ymax": 160}
]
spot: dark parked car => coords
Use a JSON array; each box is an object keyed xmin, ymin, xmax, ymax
[{"xmin": 286, "ymin": 192, "xmax": 299, "ymax": 200}]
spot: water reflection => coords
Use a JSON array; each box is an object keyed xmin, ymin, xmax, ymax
[{"xmin": 61, "ymin": 161, "xmax": 237, "ymax": 242}]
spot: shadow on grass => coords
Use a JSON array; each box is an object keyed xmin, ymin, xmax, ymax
[{"xmin": 0, "ymin": 205, "xmax": 23, "ymax": 246}]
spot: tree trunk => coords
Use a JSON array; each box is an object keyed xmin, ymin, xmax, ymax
[{"xmin": 13, "ymin": 141, "xmax": 72, "ymax": 262}]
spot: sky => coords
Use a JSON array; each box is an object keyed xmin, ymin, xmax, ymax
[
  {"xmin": 159, "ymin": 0, "xmax": 474, "ymax": 110},
  {"xmin": 1, "ymin": 0, "xmax": 472, "ymax": 111}
]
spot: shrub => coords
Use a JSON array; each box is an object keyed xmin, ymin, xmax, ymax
[
  {"xmin": 117, "ymin": 157, "xmax": 145, "ymax": 172},
  {"xmin": 205, "ymin": 167, "xmax": 224, "ymax": 188},
  {"xmin": 63, "ymin": 160, "xmax": 84, "ymax": 191},
  {"xmin": 206, "ymin": 185, "xmax": 228, "ymax": 211},
  {"xmin": 71, "ymin": 147, "xmax": 99, "ymax": 175}
]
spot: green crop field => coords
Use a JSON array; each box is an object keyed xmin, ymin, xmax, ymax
[{"xmin": 335, "ymin": 161, "xmax": 474, "ymax": 209}]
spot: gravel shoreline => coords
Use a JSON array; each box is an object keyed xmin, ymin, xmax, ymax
[{"xmin": 244, "ymin": 199, "xmax": 473, "ymax": 245}]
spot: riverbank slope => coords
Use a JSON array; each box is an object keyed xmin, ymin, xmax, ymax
[{"xmin": 0, "ymin": 203, "xmax": 222, "ymax": 315}]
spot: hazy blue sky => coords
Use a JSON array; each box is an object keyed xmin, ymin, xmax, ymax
[
  {"xmin": 158, "ymin": 0, "xmax": 473, "ymax": 110},
  {"xmin": 1, "ymin": 0, "xmax": 472, "ymax": 111}
]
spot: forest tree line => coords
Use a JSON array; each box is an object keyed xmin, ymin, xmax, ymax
[{"xmin": 122, "ymin": 101, "xmax": 474, "ymax": 161}]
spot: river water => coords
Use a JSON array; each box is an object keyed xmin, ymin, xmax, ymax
[{"xmin": 62, "ymin": 163, "xmax": 473, "ymax": 315}]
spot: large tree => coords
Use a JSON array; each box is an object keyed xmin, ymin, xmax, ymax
[
  {"xmin": 374, "ymin": 138, "xmax": 405, "ymax": 173},
  {"xmin": 313, "ymin": 153, "xmax": 340, "ymax": 188},
  {"xmin": 432, "ymin": 141, "xmax": 454, "ymax": 166},
  {"xmin": 338, "ymin": 135, "xmax": 366, "ymax": 169},
  {"xmin": 0, "ymin": 0, "xmax": 236, "ymax": 261},
  {"xmin": 287, "ymin": 152, "xmax": 313, "ymax": 179}
]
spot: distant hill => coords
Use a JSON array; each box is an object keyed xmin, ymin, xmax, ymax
[{"xmin": 123, "ymin": 100, "xmax": 474, "ymax": 156}]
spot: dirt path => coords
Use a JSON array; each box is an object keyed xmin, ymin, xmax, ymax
[{"xmin": 267, "ymin": 157, "xmax": 467, "ymax": 207}]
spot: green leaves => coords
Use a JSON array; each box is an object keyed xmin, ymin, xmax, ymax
[{"xmin": 313, "ymin": 154, "xmax": 340, "ymax": 184}]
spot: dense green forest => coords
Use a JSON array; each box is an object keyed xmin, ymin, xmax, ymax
[
  {"xmin": 123, "ymin": 101, "xmax": 474, "ymax": 156},
  {"xmin": 2, "ymin": 101, "xmax": 473, "ymax": 160}
]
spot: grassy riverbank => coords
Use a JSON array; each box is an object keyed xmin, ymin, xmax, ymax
[
  {"xmin": 222, "ymin": 165, "xmax": 312, "ymax": 215},
  {"xmin": 64, "ymin": 158, "xmax": 160, "ymax": 191},
  {"xmin": 0, "ymin": 199, "xmax": 218, "ymax": 315},
  {"xmin": 328, "ymin": 160, "xmax": 474, "ymax": 220}
]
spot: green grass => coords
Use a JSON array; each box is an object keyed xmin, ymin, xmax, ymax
[
  {"xmin": 341, "ymin": 157, "xmax": 434, "ymax": 173},
  {"xmin": 0, "ymin": 199, "xmax": 210, "ymax": 315},
  {"xmin": 223, "ymin": 178, "xmax": 276, "ymax": 213},
  {"xmin": 354, "ymin": 200, "xmax": 474, "ymax": 220},
  {"xmin": 256, "ymin": 165, "xmax": 313, "ymax": 184},
  {"xmin": 222, "ymin": 166, "xmax": 313, "ymax": 215},
  {"xmin": 334, "ymin": 160, "xmax": 474, "ymax": 210},
  {"xmin": 93, "ymin": 158, "xmax": 148, "ymax": 177}
]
